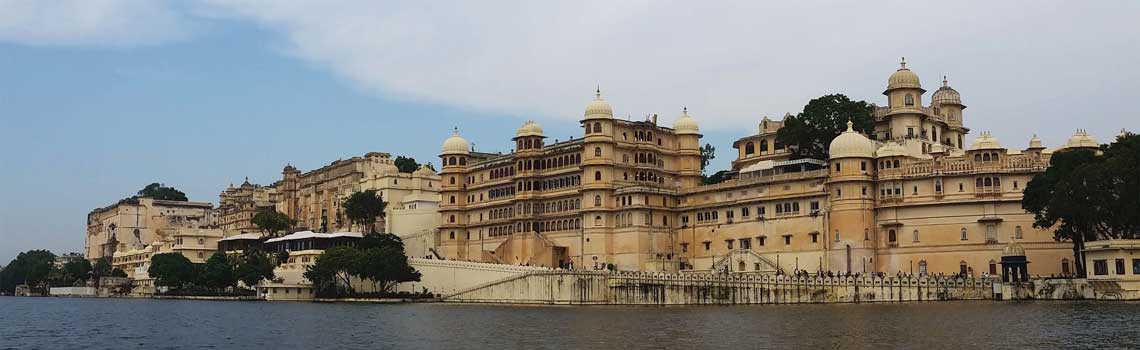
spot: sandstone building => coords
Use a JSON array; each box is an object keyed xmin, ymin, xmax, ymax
[
  {"xmin": 217, "ymin": 179, "xmax": 281, "ymax": 233},
  {"xmin": 85, "ymin": 197, "xmax": 217, "ymax": 261},
  {"xmin": 437, "ymin": 60, "xmax": 1096, "ymax": 277}
]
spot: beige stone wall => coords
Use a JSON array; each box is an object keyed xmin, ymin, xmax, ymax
[{"xmin": 85, "ymin": 198, "xmax": 215, "ymax": 261}]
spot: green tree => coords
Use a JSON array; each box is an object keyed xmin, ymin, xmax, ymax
[
  {"xmin": 136, "ymin": 183, "xmax": 189, "ymax": 201},
  {"xmin": 701, "ymin": 170, "xmax": 731, "ymax": 185},
  {"xmin": 201, "ymin": 253, "xmax": 236, "ymax": 290},
  {"xmin": 303, "ymin": 246, "xmax": 359, "ymax": 295},
  {"xmin": 62, "ymin": 258, "xmax": 93, "ymax": 283},
  {"xmin": 252, "ymin": 210, "xmax": 295, "ymax": 237},
  {"xmin": 343, "ymin": 190, "xmax": 387, "ymax": 234},
  {"xmin": 234, "ymin": 249, "xmax": 277, "ymax": 288},
  {"xmin": 110, "ymin": 268, "xmax": 127, "ymax": 278},
  {"xmin": 0, "ymin": 250, "xmax": 56, "ymax": 293},
  {"xmin": 354, "ymin": 234, "xmax": 421, "ymax": 293},
  {"xmin": 1023, "ymin": 133, "xmax": 1140, "ymax": 277},
  {"xmin": 148, "ymin": 253, "xmax": 196, "ymax": 289},
  {"xmin": 394, "ymin": 156, "xmax": 421, "ymax": 173},
  {"xmin": 775, "ymin": 94, "xmax": 874, "ymax": 160}
]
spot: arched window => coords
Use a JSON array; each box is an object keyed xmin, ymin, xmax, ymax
[
  {"xmin": 959, "ymin": 261, "xmax": 968, "ymax": 275},
  {"xmin": 459, "ymin": 157, "xmax": 466, "ymax": 165},
  {"xmin": 594, "ymin": 171, "xmax": 602, "ymax": 181},
  {"xmin": 984, "ymin": 178, "xmax": 992, "ymax": 187},
  {"xmin": 745, "ymin": 142, "xmax": 755, "ymax": 155},
  {"xmin": 893, "ymin": 160, "xmax": 900, "ymax": 168},
  {"xmin": 449, "ymin": 156, "xmax": 457, "ymax": 165},
  {"xmin": 449, "ymin": 215, "xmax": 455, "ymax": 223},
  {"xmin": 888, "ymin": 229, "xmax": 897, "ymax": 242},
  {"xmin": 960, "ymin": 228, "xmax": 968, "ymax": 240},
  {"xmin": 594, "ymin": 147, "xmax": 602, "ymax": 157},
  {"xmin": 982, "ymin": 153, "xmax": 991, "ymax": 162},
  {"xmin": 974, "ymin": 154, "xmax": 981, "ymax": 162},
  {"xmin": 918, "ymin": 260, "xmax": 927, "ymax": 274},
  {"xmin": 594, "ymin": 216, "xmax": 602, "ymax": 226},
  {"xmin": 904, "ymin": 94, "xmax": 915, "ymax": 106},
  {"xmin": 864, "ymin": 228, "xmax": 870, "ymax": 240},
  {"xmin": 760, "ymin": 140, "xmax": 769, "ymax": 153},
  {"xmin": 1061, "ymin": 258, "xmax": 1071, "ymax": 276},
  {"xmin": 976, "ymin": 178, "xmax": 984, "ymax": 188},
  {"xmin": 449, "ymin": 196, "xmax": 456, "ymax": 204},
  {"xmin": 594, "ymin": 195, "xmax": 602, "ymax": 207},
  {"xmin": 449, "ymin": 232, "xmax": 455, "ymax": 240},
  {"xmin": 593, "ymin": 122, "xmax": 601, "ymax": 133},
  {"xmin": 912, "ymin": 230, "xmax": 920, "ymax": 242},
  {"xmin": 449, "ymin": 177, "xmax": 456, "ymax": 185}
]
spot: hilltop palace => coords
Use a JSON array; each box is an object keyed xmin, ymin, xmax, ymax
[
  {"xmin": 436, "ymin": 59, "xmax": 1102, "ymax": 277},
  {"xmin": 82, "ymin": 59, "xmax": 1114, "ymax": 295}
]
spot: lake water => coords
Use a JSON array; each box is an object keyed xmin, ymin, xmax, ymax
[{"xmin": 1, "ymin": 297, "xmax": 1138, "ymax": 349}]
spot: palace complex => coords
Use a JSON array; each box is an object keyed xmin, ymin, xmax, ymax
[{"xmin": 436, "ymin": 60, "xmax": 1101, "ymax": 277}]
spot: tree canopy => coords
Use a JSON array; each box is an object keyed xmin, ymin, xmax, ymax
[
  {"xmin": 136, "ymin": 183, "xmax": 189, "ymax": 201},
  {"xmin": 0, "ymin": 250, "xmax": 56, "ymax": 293},
  {"xmin": 1023, "ymin": 132, "xmax": 1140, "ymax": 277},
  {"xmin": 148, "ymin": 253, "xmax": 197, "ymax": 288},
  {"xmin": 394, "ymin": 156, "xmax": 421, "ymax": 173},
  {"xmin": 252, "ymin": 210, "xmax": 295, "ymax": 237},
  {"xmin": 344, "ymin": 190, "xmax": 387, "ymax": 234},
  {"xmin": 775, "ymin": 94, "xmax": 875, "ymax": 160},
  {"xmin": 201, "ymin": 252, "xmax": 236, "ymax": 290},
  {"xmin": 234, "ymin": 249, "xmax": 279, "ymax": 288},
  {"xmin": 699, "ymin": 143, "xmax": 716, "ymax": 173},
  {"xmin": 303, "ymin": 233, "xmax": 420, "ymax": 297}
]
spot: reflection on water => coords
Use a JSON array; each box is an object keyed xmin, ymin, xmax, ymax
[{"xmin": 1, "ymin": 297, "xmax": 1136, "ymax": 349}]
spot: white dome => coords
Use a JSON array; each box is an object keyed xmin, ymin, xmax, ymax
[
  {"xmin": 887, "ymin": 58, "xmax": 922, "ymax": 91},
  {"xmin": 1028, "ymin": 134, "xmax": 1044, "ymax": 149},
  {"xmin": 673, "ymin": 107, "xmax": 700, "ymax": 135},
  {"xmin": 876, "ymin": 142, "xmax": 907, "ymax": 158},
  {"xmin": 1064, "ymin": 129, "xmax": 1099, "ymax": 149},
  {"xmin": 931, "ymin": 76, "xmax": 963, "ymax": 106},
  {"xmin": 515, "ymin": 120, "xmax": 544, "ymax": 138},
  {"xmin": 413, "ymin": 165, "xmax": 437, "ymax": 177},
  {"xmin": 970, "ymin": 131, "xmax": 1004, "ymax": 150},
  {"xmin": 829, "ymin": 121, "xmax": 876, "ymax": 159},
  {"xmin": 584, "ymin": 88, "xmax": 613, "ymax": 120},
  {"xmin": 441, "ymin": 128, "xmax": 470, "ymax": 155}
]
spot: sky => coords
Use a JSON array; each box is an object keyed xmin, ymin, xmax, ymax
[{"xmin": 1, "ymin": 1, "xmax": 1138, "ymax": 263}]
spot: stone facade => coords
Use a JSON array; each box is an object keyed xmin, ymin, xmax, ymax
[
  {"xmin": 436, "ymin": 60, "xmax": 1097, "ymax": 278},
  {"xmin": 110, "ymin": 228, "xmax": 224, "ymax": 295},
  {"xmin": 217, "ymin": 179, "xmax": 281, "ymax": 233},
  {"xmin": 276, "ymin": 152, "xmax": 441, "ymax": 244},
  {"xmin": 85, "ymin": 197, "xmax": 217, "ymax": 261}
]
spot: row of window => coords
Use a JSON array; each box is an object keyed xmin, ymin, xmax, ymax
[
  {"xmin": 1092, "ymin": 258, "xmax": 1140, "ymax": 276},
  {"xmin": 686, "ymin": 202, "xmax": 820, "ymax": 225},
  {"xmin": 682, "ymin": 232, "xmax": 819, "ymax": 253},
  {"xmin": 517, "ymin": 153, "xmax": 581, "ymax": 172},
  {"xmin": 517, "ymin": 175, "xmax": 581, "ymax": 192},
  {"xmin": 742, "ymin": 139, "xmax": 785, "ymax": 156},
  {"xmin": 488, "ymin": 185, "xmax": 515, "ymax": 199},
  {"xmin": 885, "ymin": 225, "xmax": 1020, "ymax": 243}
]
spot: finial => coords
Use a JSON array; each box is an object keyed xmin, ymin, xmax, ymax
[
  {"xmin": 845, "ymin": 119, "xmax": 854, "ymax": 132},
  {"xmin": 452, "ymin": 126, "xmax": 459, "ymax": 135},
  {"xmin": 900, "ymin": 57, "xmax": 907, "ymax": 69},
  {"xmin": 595, "ymin": 85, "xmax": 601, "ymax": 99},
  {"xmin": 683, "ymin": 106, "xmax": 688, "ymax": 115},
  {"xmin": 942, "ymin": 75, "xmax": 948, "ymax": 87}
]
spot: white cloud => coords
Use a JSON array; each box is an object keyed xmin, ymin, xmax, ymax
[
  {"xmin": 0, "ymin": 0, "xmax": 190, "ymax": 47},
  {"xmin": 199, "ymin": 0, "xmax": 1140, "ymax": 145}
]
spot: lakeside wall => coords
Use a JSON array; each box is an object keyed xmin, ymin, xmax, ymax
[
  {"xmin": 444, "ymin": 271, "xmax": 998, "ymax": 305},
  {"xmin": 396, "ymin": 258, "xmax": 553, "ymax": 296}
]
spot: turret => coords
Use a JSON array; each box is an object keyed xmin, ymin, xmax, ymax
[{"xmin": 826, "ymin": 121, "xmax": 878, "ymax": 273}]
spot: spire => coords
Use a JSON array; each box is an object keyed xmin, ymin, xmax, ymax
[
  {"xmin": 846, "ymin": 119, "xmax": 854, "ymax": 132},
  {"xmin": 900, "ymin": 56, "xmax": 907, "ymax": 69},
  {"xmin": 682, "ymin": 106, "xmax": 688, "ymax": 115},
  {"xmin": 595, "ymin": 85, "xmax": 602, "ymax": 100},
  {"xmin": 452, "ymin": 126, "xmax": 459, "ymax": 136},
  {"xmin": 942, "ymin": 75, "xmax": 948, "ymax": 87}
]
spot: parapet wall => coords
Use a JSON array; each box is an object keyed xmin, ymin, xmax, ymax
[
  {"xmin": 397, "ymin": 258, "xmax": 552, "ymax": 295},
  {"xmin": 444, "ymin": 271, "xmax": 997, "ymax": 305}
]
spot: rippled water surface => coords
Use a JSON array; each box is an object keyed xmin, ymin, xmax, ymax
[{"xmin": 2, "ymin": 297, "xmax": 1138, "ymax": 349}]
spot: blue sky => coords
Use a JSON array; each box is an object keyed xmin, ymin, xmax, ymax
[{"xmin": 1, "ymin": 1, "xmax": 1139, "ymax": 263}]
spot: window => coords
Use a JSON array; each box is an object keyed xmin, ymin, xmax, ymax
[
  {"xmin": 861, "ymin": 161, "xmax": 867, "ymax": 171},
  {"xmin": 1133, "ymin": 259, "xmax": 1140, "ymax": 275},
  {"xmin": 681, "ymin": 243, "xmax": 688, "ymax": 253},
  {"xmin": 864, "ymin": 228, "xmax": 870, "ymax": 240},
  {"xmin": 810, "ymin": 233, "xmax": 818, "ymax": 243},
  {"xmin": 918, "ymin": 260, "xmax": 928, "ymax": 274},
  {"xmin": 1015, "ymin": 226, "xmax": 1023, "ymax": 239},
  {"xmin": 594, "ymin": 147, "xmax": 602, "ymax": 157},
  {"xmin": 740, "ymin": 238, "xmax": 751, "ymax": 250},
  {"xmin": 888, "ymin": 230, "xmax": 896, "ymax": 243},
  {"xmin": 726, "ymin": 240, "xmax": 733, "ymax": 250},
  {"xmin": 1116, "ymin": 259, "xmax": 1126, "ymax": 275},
  {"xmin": 703, "ymin": 241, "xmax": 711, "ymax": 251},
  {"xmin": 745, "ymin": 142, "xmax": 755, "ymax": 155},
  {"xmin": 912, "ymin": 230, "xmax": 920, "ymax": 242},
  {"xmin": 1093, "ymin": 260, "xmax": 1108, "ymax": 275},
  {"xmin": 758, "ymin": 236, "xmax": 766, "ymax": 246},
  {"xmin": 834, "ymin": 231, "xmax": 841, "ymax": 242},
  {"xmin": 904, "ymin": 94, "xmax": 914, "ymax": 106},
  {"xmin": 835, "ymin": 163, "xmax": 841, "ymax": 172},
  {"xmin": 960, "ymin": 228, "xmax": 968, "ymax": 240},
  {"xmin": 783, "ymin": 235, "xmax": 792, "ymax": 245},
  {"xmin": 593, "ymin": 122, "xmax": 601, "ymax": 133}
]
